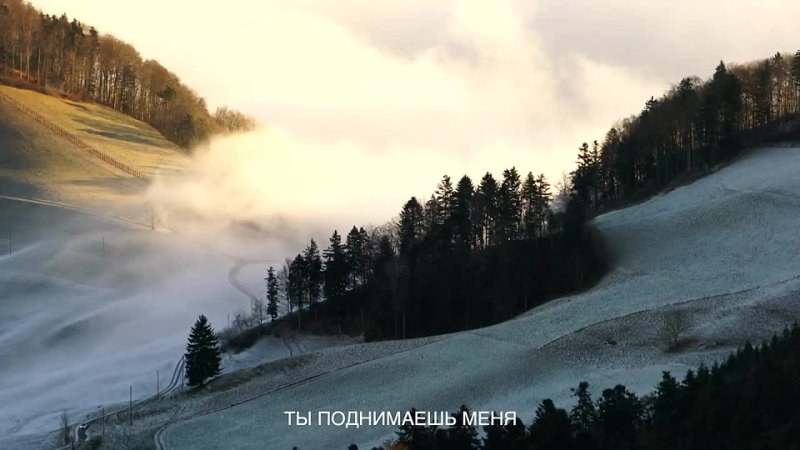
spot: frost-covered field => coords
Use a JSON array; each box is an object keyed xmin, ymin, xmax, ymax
[
  {"xmin": 3, "ymin": 146, "xmax": 800, "ymax": 450},
  {"xmin": 159, "ymin": 146, "xmax": 800, "ymax": 449},
  {"xmin": 0, "ymin": 198, "xmax": 347, "ymax": 449}
]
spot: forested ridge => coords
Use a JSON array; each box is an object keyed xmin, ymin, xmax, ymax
[
  {"xmin": 271, "ymin": 170, "xmax": 604, "ymax": 342},
  {"xmin": 0, "ymin": 0, "xmax": 255, "ymax": 148},
  {"xmin": 222, "ymin": 165, "xmax": 604, "ymax": 347},
  {"xmin": 571, "ymin": 52, "xmax": 800, "ymax": 210},
  {"xmin": 224, "ymin": 49, "xmax": 800, "ymax": 349}
]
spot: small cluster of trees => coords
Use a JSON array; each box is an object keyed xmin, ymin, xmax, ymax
[
  {"xmin": 351, "ymin": 324, "xmax": 800, "ymax": 450},
  {"xmin": 0, "ymin": 0, "xmax": 255, "ymax": 147},
  {"xmin": 569, "ymin": 52, "xmax": 800, "ymax": 211},
  {"xmin": 229, "ymin": 268, "xmax": 280, "ymax": 335}
]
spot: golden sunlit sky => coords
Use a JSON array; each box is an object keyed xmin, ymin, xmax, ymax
[{"xmin": 29, "ymin": 0, "xmax": 800, "ymax": 228}]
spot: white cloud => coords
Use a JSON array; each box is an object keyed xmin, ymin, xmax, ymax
[{"xmin": 30, "ymin": 0, "xmax": 800, "ymax": 229}]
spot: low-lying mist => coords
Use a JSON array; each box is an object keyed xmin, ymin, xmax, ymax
[{"xmin": 148, "ymin": 126, "xmax": 476, "ymax": 253}]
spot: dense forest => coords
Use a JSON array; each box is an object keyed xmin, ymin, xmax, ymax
[
  {"xmin": 572, "ymin": 52, "xmax": 800, "ymax": 210},
  {"xmin": 0, "ymin": 0, "xmax": 255, "ymax": 147},
  {"xmin": 226, "ymin": 49, "xmax": 800, "ymax": 347},
  {"xmin": 227, "ymin": 168, "xmax": 605, "ymax": 346},
  {"xmin": 348, "ymin": 324, "xmax": 800, "ymax": 450}
]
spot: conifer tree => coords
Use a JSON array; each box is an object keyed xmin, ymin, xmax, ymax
[
  {"xmin": 288, "ymin": 254, "xmax": 306, "ymax": 326},
  {"xmin": 572, "ymin": 142, "xmax": 594, "ymax": 205},
  {"xmin": 357, "ymin": 227, "xmax": 371, "ymax": 284},
  {"xmin": 398, "ymin": 197, "xmax": 424, "ymax": 255},
  {"xmin": 303, "ymin": 239, "xmax": 323, "ymax": 308},
  {"xmin": 435, "ymin": 174, "xmax": 456, "ymax": 223},
  {"xmin": 184, "ymin": 314, "xmax": 221, "ymax": 387},
  {"xmin": 345, "ymin": 227, "xmax": 364, "ymax": 289},
  {"xmin": 423, "ymin": 194, "xmax": 441, "ymax": 235},
  {"xmin": 266, "ymin": 266, "xmax": 279, "ymax": 321},
  {"xmin": 474, "ymin": 172, "xmax": 499, "ymax": 247},
  {"xmin": 521, "ymin": 172, "xmax": 539, "ymax": 239},
  {"xmin": 446, "ymin": 405, "xmax": 480, "ymax": 449},
  {"xmin": 570, "ymin": 381, "xmax": 596, "ymax": 432},
  {"xmin": 454, "ymin": 175, "xmax": 474, "ymax": 247},
  {"xmin": 528, "ymin": 399, "xmax": 573, "ymax": 449},
  {"xmin": 499, "ymin": 167, "xmax": 522, "ymax": 240},
  {"xmin": 324, "ymin": 230, "xmax": 348, "ymax": 301},
  {"xmin": 534, "ymin": 174, "xmax": 551, "ymax": 236}
]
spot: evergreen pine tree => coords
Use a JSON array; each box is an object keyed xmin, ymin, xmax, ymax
[
  {"xmin": 324, "ymin": 230, "xmax": 348, "ymax": 301},
  {"xmin": 423, "ymin": 194, "xmax": 441, "ymax": 235},
  {"xmin": 454, "ymin": 175, "xmax": 474, "ymax": 247},
  {"xmin": 534, "ymin": 173, "xmax": 551, "ymax": 236},
  {"xmin": 345, "ymin": 227, "xmax": 364, "ymax": 289},
  {"xmin": 521, "ymin": 172, "xmax": 538, "ymax": 239},
  {"xmin": 475, "ymin": 172, "xmax": 499, "ymax": 247},
  {"xmin": 435, "ymin": 175, "xmax": 456, "ymax": 223},
  {"xmin": 184, "ymin": 314, "xmax": 221, "ymax": 387},
  {"xmin": 303, "ymin": 239, "xmax": 323, "ymax": 308},
  {"xmin": 358, "ymin": 227, "xmax": 372, "ymax": 284},
  {"xmin": 289, "ymin": 254, "xmax": 306, "ymax": 326},
  {"xmin": 444, "ymin": 405, "xmax": 480, "ymax": 450},
  {"xmin": 528, "ymin": 399, "xmax": 573, "ymax": 450},
  {"xmin": 499, "ymin": 167, "xmax": 522, "ymax": 240},
  {"xmin": 266, "ymin": 266, "xmax": 279, "ymax": 321},
  {"xmin": 570, "ymin": 381, "xmax": 596, "ymax": 432},
  {"xmin": 398, "ymin": 197, "xmax": 425, "ymax": 255}
]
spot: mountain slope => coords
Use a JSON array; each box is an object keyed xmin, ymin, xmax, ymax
[
  {"xmin": 0, "ymin": 85, "xmax": 188, "ymax": 219},
  {"xmin": 158, "ymin": 145, "xmax": 800, "ymax": 449}
]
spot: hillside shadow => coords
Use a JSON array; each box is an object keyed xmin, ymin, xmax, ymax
[
  {"xmin": 72, "ymin": 115, "xmax": 170, "ymax": 148},
  {"xmin": 65, "ymin": 101, "xmax": 152, "ymax": 132},
  {"xmin": 67, "ymin": 176, "xmax": 146, "ymax": 195},
  {"xmin": 0, "ymin": 176, "xmax": 47, "ymax": 198},
  {"xmin": 64, "ymin": 101, "xmax": 172, "ymax": 148}
]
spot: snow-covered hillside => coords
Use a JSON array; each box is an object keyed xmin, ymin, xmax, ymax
[{"xmin": 158, "ymin": 146, "xmax": 800, "ymax": 449}]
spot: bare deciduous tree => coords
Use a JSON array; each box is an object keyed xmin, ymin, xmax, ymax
[{"xmin": 662, "ymin": 309, "xmax": 692, "ymax": 350}]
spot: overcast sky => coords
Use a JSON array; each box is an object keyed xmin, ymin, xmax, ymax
[{"xmin": 30, "ymin": 0, "xmax": 800, "ymax": 226}]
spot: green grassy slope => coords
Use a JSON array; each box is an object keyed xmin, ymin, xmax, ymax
[{"xmin": 0, "ymin": 85, "xmax": 189, "ymax": 219}]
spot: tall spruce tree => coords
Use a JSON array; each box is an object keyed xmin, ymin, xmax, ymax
[
  {"xmin": 357, "ymin": 227, "xmax": 371, "ymax": 284},
  {"xmin": 344, "ymin": 227, "xmax": 364, "ymax": 290},
  {"xmin": 454, "ymin": 175, "xmax": 474, "ymax": 247},
  {"xmin": 534, "ymin": 174, "xmax": 552, "ymax": 236},
  {"xmin": 435, "ymin": 174, "xmax": 456, "ymax": 223},
  {"xmin": 521, "ymin": 172, "xmax": 539, "ymax": 239},
  {"xmin": 266, "ymin": 266, "xmax": 279, "ymax": 321},
  {"xmin": 398, "ymin": 197, "xmax": 424, "ymax": 255},
  {"xmin": 184, "ymin": 314, "xmax": 221, "ymax": 387},
  {"xmin": 303, "ymin": 239, "xmax": 323, "ymax": 309},
  {"xmin": 324, "ymin": 230, "xmax": 348, "ymax": 301},
  {"xmin": 499, "ymin": 167, "xmax": 522, "ymax": 240},
  {"xmin": 475, "ymin": 172, "xmax": 499, "ymax": 247},
  {"xmin": 288, "ymin": 254, "xmax": 306, "ymax": 326}
]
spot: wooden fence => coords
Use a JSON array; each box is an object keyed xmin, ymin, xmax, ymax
[{"xmin": 0, "ymin": 89, "xmax": 149, "ymax": 180}]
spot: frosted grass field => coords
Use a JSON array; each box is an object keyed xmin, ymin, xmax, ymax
[
  {"xmin": 160, "ymin": 146, "xmax": 800, "ymax": 449},
  {"xmin": 2, "ymin": 146, "xmax": 800, "ymax": 449}
]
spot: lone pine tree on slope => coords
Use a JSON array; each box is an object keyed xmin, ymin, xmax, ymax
[{"xmin": 184, "ymin": 314, "xmax": 222, "ymax": 387}]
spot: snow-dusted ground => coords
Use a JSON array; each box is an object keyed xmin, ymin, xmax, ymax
[
  {"xmin": 158, "ymin": 146, "xmax": 800, "ymax": 449},
  {"xmin": 222, "ymin": 334, "xmax": 359, "ymax": 374}
]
